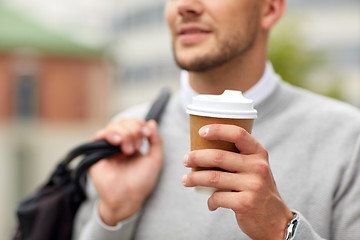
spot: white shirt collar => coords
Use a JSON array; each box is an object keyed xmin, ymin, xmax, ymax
[{"xmin": 180, "ymin": 61, "xmax": 280, "ymax": 110}]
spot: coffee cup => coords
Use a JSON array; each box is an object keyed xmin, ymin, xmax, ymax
[{"xmin": 186, "ymin": 90, "xmax": 257, "ymax": 194}]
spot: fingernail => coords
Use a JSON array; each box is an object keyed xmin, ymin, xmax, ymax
[
  {"xmin": 112, "ymin": 134, "xmax": 122, "ymax": 142},
  {"xmin": 199, "ymin": 126, "xmax": 209, "ymax": 137},
  {"xmin": 182, "ymin": 174, "xmax": 188, "ymax": 185},
  {"xmin": 92, "ymin": 130, "xmax": 105, "ymax": 140},
  {"xmin": 136, "ymin": 138, "xmax": 143, "ymax": 149},
  {"xmin": 183, "ymin": 154, "xmax": 189, "ymax": 166},
  {"xmin": 142, "ymin": 126, "xmax": 151, "ymax": 136},
  {"xmin": 124, "ymin": 142, "xmax": 134, "ymax": 153}
]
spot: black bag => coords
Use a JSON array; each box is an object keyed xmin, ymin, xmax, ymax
[{"xmin": 14, "ymin": 88, "xmax": 171, "ymax": 240}]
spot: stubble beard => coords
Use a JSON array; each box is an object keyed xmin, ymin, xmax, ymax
[{"xmin": 172, "ymin": 13, "xmax": 259, "ymax": 73}]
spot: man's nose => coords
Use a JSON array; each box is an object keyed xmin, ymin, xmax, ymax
[{"xmin": 177, "ymin": 0, "xmax": 204, "ymax": 18}]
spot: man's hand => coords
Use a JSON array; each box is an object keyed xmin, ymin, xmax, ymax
[
  {"xmin": 89, "ymin": 119, "xmax": 163, "ymax": 226},
  {"xmin": 182, "ymin": 124, "xmax": 293, "ymax": 240}
]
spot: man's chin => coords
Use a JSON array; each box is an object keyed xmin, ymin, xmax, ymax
[
  {"xmin": 174, "ymin": 54, "xmax": 209, "ymax": 72},
  {"xmin": 173, "ymin": 48, "xmax": 207, "ymax": 71},
  {"xmin": 176, "ymin": 61, "xmax": 208, "ymax": 73},
  {"xmin": 175, "ymin": 56, "xmax": 223, "ymax": 73}
]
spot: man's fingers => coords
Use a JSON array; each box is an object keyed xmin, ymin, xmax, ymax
[
  {"xmin": 93, "ymin": 129, "xmax": 123, "ymax": 145},
  {"xmin": 146, "ymin": 120, "xmax": 163, "ymax": 164},
  {"xmin": 207, "ymin": 191, "xmax": 248, "ymax": 212},
  {"xmin": 182, "ymin": 170, "xmax": 249, "ymax": 192},
  {"xmin": 184, "ymin": 149, "xmax": 248, "ymax": 173},
  {"xmin": 199, "ymin": 124, "xmax": 267, "ymax": 156},
  {"xmin": 93, "ymin": 129, "xmax": 107, "ymax": 141},
  {"xmin": 91, "ymin": 119, "xmax": 161, "ymax": 158},
  {"xmin": 92, "ymin": 119, "xmax": 150, "ymax": 155},
  {"xmin": 118, "ymin": 120, "xmax": 145, "ymax": 153}
]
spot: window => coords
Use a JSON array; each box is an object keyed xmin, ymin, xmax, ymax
[
  {"xmin": 16, "ymin": 74, "xmax": 36, "ymax": 119},
  {"xmin": 114, "ymin": 4, "xmax": 165, "ymax": 33}
]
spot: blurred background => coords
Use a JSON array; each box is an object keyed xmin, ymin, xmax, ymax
[{"xmin": 0, "ymin": 0, "xmax": 359, "ymax": 238}]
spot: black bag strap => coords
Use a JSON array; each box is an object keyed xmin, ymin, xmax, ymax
[
  {"xmin": 143, "ymin": 87, "xmax": 171, "ymax": 123},
  {"xmin": 62, "ymin": 87, "xmax": 171, "ymax": 181}
]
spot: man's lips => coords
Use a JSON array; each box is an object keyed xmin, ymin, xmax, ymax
[{"xmin": 177, "ymin": 26, "xmax": 212, "ymax": 45}]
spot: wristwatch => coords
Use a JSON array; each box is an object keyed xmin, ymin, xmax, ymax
[{"xmin": 283, "ymin": 213, "xmax": 299, "ymax": 240}]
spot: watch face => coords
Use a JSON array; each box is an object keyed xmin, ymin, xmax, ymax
[{"xmin": 284, "ymin": 213, "xmax": 299, "ymax": 240}]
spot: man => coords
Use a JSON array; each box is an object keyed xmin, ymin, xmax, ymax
[{"xmin": 74, "ymin": 0, "xmax": 360, "ymax": 239}]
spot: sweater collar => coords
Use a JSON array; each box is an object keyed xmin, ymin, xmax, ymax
[{"xmin": 180, "ymin": 61, "xmax": 280, "ymax": 110}]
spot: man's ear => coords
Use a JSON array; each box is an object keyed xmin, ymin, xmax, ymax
[{"xmin": 260, "ymin": 0, "xmax": 286, "ymax": 30}]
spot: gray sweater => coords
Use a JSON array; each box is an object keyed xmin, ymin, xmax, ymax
[{"xmin": 74, "ymin": 81, "xmax": 360, "ymax": 240}]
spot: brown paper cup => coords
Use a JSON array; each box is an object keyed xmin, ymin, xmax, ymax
[
  {"xmin": 190, "ymin": 115, "xmax": 254, "ymax": 152},
  {"xmin": 189, "ymin": 115, "xmax": 254, "ymax": 194},
  {"xmin": 186, "ymin": 90, "xmax": 257, "ymax": 194}
]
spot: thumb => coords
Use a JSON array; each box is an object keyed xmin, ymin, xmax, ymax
[{"xmin": 146, "ymin": 120, "xmax": 163, "ymax": 164}]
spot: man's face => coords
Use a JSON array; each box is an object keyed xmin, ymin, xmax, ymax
[{"xmin": 165, "ymin": 0, "xmax": 262, "ymax": 72}]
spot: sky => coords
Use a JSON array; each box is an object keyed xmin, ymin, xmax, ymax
[
  {"xmin": 3, "ymin": 0, "xmax": 118, "ymax": 46},
  {"xmin": 3, "ymin": 0, "xmax": 360, "ymax": 47}
]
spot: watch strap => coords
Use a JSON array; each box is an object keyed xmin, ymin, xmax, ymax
[{"xmin": 284, "ymin": 213, "xmax": 299, "ymax": 240}]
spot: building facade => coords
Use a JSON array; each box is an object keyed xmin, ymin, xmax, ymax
[{"xmin": 0, "ymin": 4, "xmax": 112, "ymax": 239}]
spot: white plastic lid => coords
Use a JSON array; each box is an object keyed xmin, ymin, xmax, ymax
[{"xmin": 186, "ymin": 90, "xmax": 257, "ymax": 119}]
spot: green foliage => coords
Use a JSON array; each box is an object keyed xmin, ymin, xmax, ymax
[
  {"xmin": 268, "ymin": 20, "xmax": 344, "ymax": 101},
  {"xmin": 268, "ymin": 21, "xmax": 322, "ymax": 87}
]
